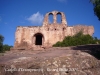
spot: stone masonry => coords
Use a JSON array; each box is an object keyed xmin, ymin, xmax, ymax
[{"xmin": 14, "ymin": 11, "xmax": 94, "ymax": 49}]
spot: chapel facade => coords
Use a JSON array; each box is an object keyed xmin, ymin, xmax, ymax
[{"xmin": 14, "ymin": 11, "xmax": 94, "ymax": 49}]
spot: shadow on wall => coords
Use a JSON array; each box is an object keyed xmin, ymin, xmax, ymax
[{"xmin": 72, "ymin": 44, "xmax": 100, "ymax": 60}]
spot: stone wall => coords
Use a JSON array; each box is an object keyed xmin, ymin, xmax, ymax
[{"xmin": 14, "ymin": 11, "xmax": 94, "ymax": 49}]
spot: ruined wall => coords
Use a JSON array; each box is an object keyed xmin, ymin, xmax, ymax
[
  {"xmin": 14, "ymin": 11, "xmax": 94, "ymax": 49},
  {"xmin": 14, "ymin": 25, "xmax": 67, "ymax": 49},
  {"xmin": 73, "ymin": 25, "xmax": 94, "ymax": 36}
]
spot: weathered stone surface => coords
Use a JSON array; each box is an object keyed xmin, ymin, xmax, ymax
[
  {"xmin": 0, "ymin": 45, "xmax": 100, "ymax": 75},
  {"xmin": 14, "ymin": 11, "xmax": 94, "ymax": 49}
]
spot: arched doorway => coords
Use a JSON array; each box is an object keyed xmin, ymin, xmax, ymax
[{"xmin": 33, "ymin": 33, "xmax": 44, "ymax": 45}]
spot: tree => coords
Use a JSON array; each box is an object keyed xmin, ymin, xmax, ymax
[
  {"xmin": 90, "ymin": 0, "xmax": 100, "ymax": 20},
  {"xmin": 0, "ymin": 34, "xmax": 4, "ymax": 52},
  {"xmin": 0, "ymin": 34, "xmax": 13, "ymax": 52}
]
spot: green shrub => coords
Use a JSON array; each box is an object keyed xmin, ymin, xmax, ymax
[
  {"xmin": 3, "ymin": 44, "xmax": 13, "ymax": 51},
  {"xmin": 53, "ymin": 31, "xmax": 99, "ymax": 47}
]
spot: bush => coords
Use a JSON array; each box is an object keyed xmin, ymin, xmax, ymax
[
  {"xmin": 53, "ymin": 41, "xmax": 62, "ymax": 47},
  {"xmin": 53, "ymin": 31, "xmax": 99, "ymax": 47},
  {"xmin": 3, "ymin": 44, "xmax": 13, "ymax": 51}
]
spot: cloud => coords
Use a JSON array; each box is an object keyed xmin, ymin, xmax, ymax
[
  {"xmin": 27, "ymin": 12, "xmax": 44, "ymax": 25},
  {"xmin": 57, "ymin": 0, "xmax": 67, "ymax": 2}
]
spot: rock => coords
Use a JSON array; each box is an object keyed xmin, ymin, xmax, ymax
[{"xmin": 0, "ymin": 45, "xmax": 100, "ymax": 75}]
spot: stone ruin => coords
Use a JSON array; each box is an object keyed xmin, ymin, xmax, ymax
[{"xmin": 14, "ymin": 11, "xmax": 94, "ymax": 50}]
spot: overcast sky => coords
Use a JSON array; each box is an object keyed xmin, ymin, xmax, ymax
[{"xmin": 0, "ymin": 0, "xmax": 100, "ymax": 46}]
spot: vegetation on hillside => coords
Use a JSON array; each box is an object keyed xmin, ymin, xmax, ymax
[
  {"xmin": 53, "ymin": 31, "xmax": 100, "ymax": 47},
  {"xmin": 0, "ymin": 34, "xmax": 13, "ymax": 53}
]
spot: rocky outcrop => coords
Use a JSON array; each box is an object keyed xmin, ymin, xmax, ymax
[{"xmin": 0, "ymin": 45, "xmax": 100, "ymax": 75}]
